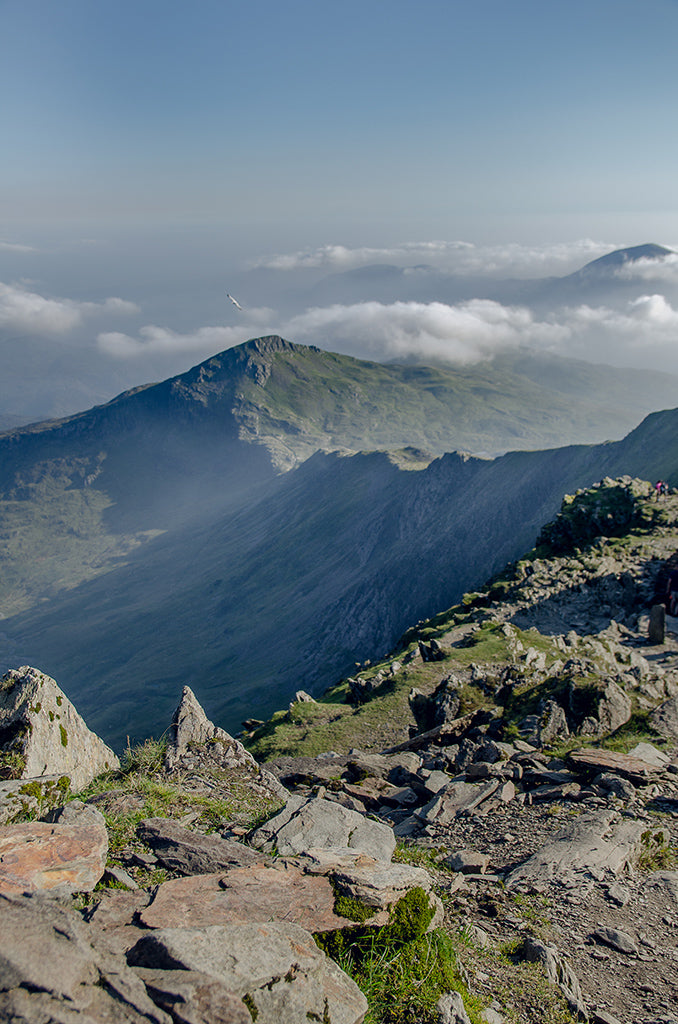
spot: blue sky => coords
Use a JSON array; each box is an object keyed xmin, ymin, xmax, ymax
[
  {"xmin": 2, "ymin": 0, "xmax": 678, "ymax": 417},
  {"xmin": 3, "ymin": 0, "xmax": 678, "ymax": 240}
]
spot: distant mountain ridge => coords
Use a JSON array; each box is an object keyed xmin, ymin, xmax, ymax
[{"xmin": 3, "ymin": 334, "xmax": 678, "ymax": 745}]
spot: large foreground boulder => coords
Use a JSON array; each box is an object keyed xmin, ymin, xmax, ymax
[
  {"xmin": 128, "ymin": 921, "xmax": 369, "ymax": 1024},
  {"xmin": 0, "ymin": 666, "xmax": 119, "ymax": 791},
  {"xmin": 0, "ymin": 893, "xmax": 170, "ymax": 1023}
]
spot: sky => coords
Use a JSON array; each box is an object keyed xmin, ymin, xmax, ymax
[{"xmin": 2, "ymin": 0, "xmax": 678, "ymax": 416}]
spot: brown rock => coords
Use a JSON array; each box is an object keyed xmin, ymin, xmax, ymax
[
  {"xmin": 0, "ymin": 820, "xmax": 107, "ymax": 896},
  {"xmin": 567, "ymin": 747, "xmax": 660, "ymax": 781},
  {"xmin": 140, "ymin": 862, "xmax": 353, "ymax": 933}
]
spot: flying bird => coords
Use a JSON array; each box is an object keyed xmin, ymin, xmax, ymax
[{"xmin": 227, "ymin": 293, "xmax": 243, "ymax": 311}]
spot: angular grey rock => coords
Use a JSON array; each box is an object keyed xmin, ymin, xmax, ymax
[
  {"xmin": 648, "ymin": 694, "xmax": 678, "ymax": 740},
  {"xmin": 592, "ymin": 926, "xmax": 638, "ymax": 955},
  {"xmin": 44, "ymin": 797, "xmax": 106, "ymax": 828},
  {"xmin": 445, "ymin": 850, "xmax": 490, "ymax": 874},
  {"xmin": 436, "ymin": 991, "xmax": 472, "ymax": 1024},
  {"xmin": 642, "ymin": 869, "xmax": 678, "ymax": 904},
  {"xmin": 137, "ymin": 817, "xmax": 269, "ymax": 875},
  {"xmin": 330, "ymin": 859, "xmax": 443, "ymax": 923},
  {"xmin": 128, "ymin": 921, "xmax": 368, "ymax": 1024},
  {"xmin": 164, "ymin": 686, "xmax": 258, "ymax": 771},
  {"xmin": 592, "ymin": 772, "xmax": 636, "ymax": 801},
  {"xmin": 163, "ymin": 686, "xmax": 287, "ymax": 801},
  {"xmin": 522, "ymin": 936, "xmax": 587, "ymax": 1018},
  {"xmin": 419, "ymin": 780, "xmax": 499, "ymax": 824},
  {"xmin": 538, "ymin": 700, "xmax": 570, "ymax": 746},
  {"xmin": 594, "ymin": 679, "xmax": 632, "ymax": 735},
  {"xmin": 626, "ymin": 740, "xmax": 671, "ymax": 768},
  {"xmin": 135, "ymin": 967, "xmax": 252, "ymax": 1024},
  {"xmin": 249, "ymin": 794, "xmax": 396, "ymax": 861},
  {"xmin": 409, "ymin": 674, "xmax": 461, "ymax": 733},
  {"xmin": 0, "ymin": 775, "xmax": 71, "ymax": 825},
  {"xmin": 0, "ymin": 666, "xmax": 119, "ymax": 791},
  {"xmin": 0, "ymin": 893, "xmax": 170, "ymax": 1023},
  {"xmin": 505, "ymin": 810, "xmax": 645, "ymax": 889}
]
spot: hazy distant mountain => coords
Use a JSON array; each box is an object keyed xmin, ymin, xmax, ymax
[
  {"xmin": 301, "ymin": 242, "xmax": 678, "ymax": 310},
  {"xmin": 3, "ymin": 335, "xmax": 678, "ymax": 746},
  {"xmin": 565, "ymin": 243, "xmax": 675, "ymax": 281}
]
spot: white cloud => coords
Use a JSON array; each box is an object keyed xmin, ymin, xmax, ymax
[
  {"xmin": 0, "ymin": 240, "xmax": 36, "ymax": 253},
  {"xmin": 0, "ymin": 282, "xmax": 140, "ymax": 335},
  {"xmin": 250, "ymin": 239, "xmax": 615, "ymax": 278},
  {"xmin": 98, "ymin": 306, "xmax": 276, "ymax": 358},
  {"xmin": 95, "ymin": 290, "xmax": 678, "ymax": 374},
  {"xmin": 97, "ymin": 299, "xmax": 567, "ymax": 364},
  {"xmin": 98, "ymin": 324, "xmax": 248, "ymax": 358},
  {"xmin": 613, "ymin": 252, "xmax": 678, "ymax": 283},
  {"xmin": 284, "ymin": 300, "xmax": 568, "ymax": 362}
]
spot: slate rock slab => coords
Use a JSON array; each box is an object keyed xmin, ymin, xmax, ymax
[
  {"xmin": 140, "ymin": 862, "xmax": 352, "ymax": 933},
  {"xmin": 164, "ymin": 686, "xmax": 258, "ymax": 771},
  {"xmin": 522, "ymin": 936, "xmax": 587, "ymax": 1017},
  {"xmin": 0, "ymin": 665, "xmax": 119, "ymax": 791},
  {"xmin": 0, "ymin": 819, "xmax": 108, "ymax": 896},
  {"xmin": 418, "ymin": 780, "xmax": 500, "ymax": 824},
  {"xmin": 505, "ymin": 810, "xmax": 645, "ymax": 890},
  {"xmin": 567, "ymin": 747, "xmax": 660, "ymax": 781},
  {"xmin": 128, "ymin": 921, "xmax": 369, "ymax": 1024},
  {"xmin": 649, "ymin": 694, "xmax": 678, "ymax": 740},
  {"xmin": 592, "ymin": 926, "xmax": 638, "ymax": 955},
  {"xmin": 137, "ymin": 817, "xmax": 269, "ymax": 875},
  {"xmin": 135, "ymin": 967, "xmax": 252, "ymax": 1024},
  {"xmin": 0, "ymin": 893, "xmax": 170, "ymax": 1023},
  {"xmin": 250, "ymin": 794, "xmax": 396, "ymax": 861}
]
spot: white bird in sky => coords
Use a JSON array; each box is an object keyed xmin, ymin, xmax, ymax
[{"xmin": 227, "ymin": 293, "xmax": 243, "ymax": 311}]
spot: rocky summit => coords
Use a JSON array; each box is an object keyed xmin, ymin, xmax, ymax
[{"xmin": 2, "ymin": 478, "xmax": 678, "ymax": 1023}]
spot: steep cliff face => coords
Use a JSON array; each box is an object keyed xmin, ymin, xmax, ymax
[
  {"xmin": 3, "ymin": 338, "xmax": 678, "ymax": 749},
  {"xmin": 3, "ymin": 409, "xmax": 678, "ymax": 752}
]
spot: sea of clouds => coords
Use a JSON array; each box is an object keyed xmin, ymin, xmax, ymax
[{"xmin": 3, "ymin": 237, "xmax": 678, "ymax": 375}]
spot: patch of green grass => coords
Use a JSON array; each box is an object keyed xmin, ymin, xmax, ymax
[
  {"xmin": 637, "ymin": 828, "xmax": 676, "ymax": 871},
  {"xmin": 121, "ymin": 736, "xmax": 168, "ymax": 774},
  {"xmin": 0, "ymin": 750, "xmax": 26, "ymax": 780},
  {"xmin": 318, "ymin": 887, "xmax": 482, "ymax": 1024}
]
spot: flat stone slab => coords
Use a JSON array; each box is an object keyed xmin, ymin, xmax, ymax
[
  {"xmin": 128, "ymin": 921, "xmax": 368, "ymax": 1024},
  {"xmin": 250, "ymin": 795, "xmax": 396, "ymax": 861},
  {"xmin": 140, "ymin": 863, "xmax": 353, "ymax": 933},
  {"xmin": 137, "ymin": 817, "xmax": 269, "ymax": 875},
  {"xmin": 567, "ymin": 748, "xmax": 660, "ymax": 781},
  {"xmin": 505, "ymin": 810, "xmax": 646, "ymax": 890},
  {"xmin": 0, "ymin": 820, "xmax": 107, "ymax": 896}
]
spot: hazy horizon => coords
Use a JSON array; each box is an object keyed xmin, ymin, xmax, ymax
[{"xmin": 2, "ymin": 1, "xmax": 678, "ymax": 420}]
